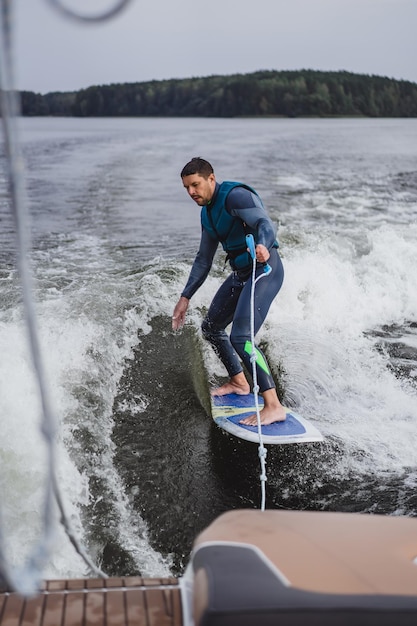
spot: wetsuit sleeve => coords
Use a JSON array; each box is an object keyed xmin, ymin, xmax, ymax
[
  {"xmin": 181, "ymin": 228, "xmax": 218, "ymax": 299},
  {"xmin": 226, "ymin": 186, "xmax": 277, "ymax": 249}
]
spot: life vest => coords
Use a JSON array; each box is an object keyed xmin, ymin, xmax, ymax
[{"xmin": 201, "ymin": 181, "xmax": 257, "ymax": 271}]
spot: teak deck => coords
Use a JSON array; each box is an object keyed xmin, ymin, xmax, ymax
[{"xmin": 0, "ymin": 576, "xmax": 182, "ymax": 626}]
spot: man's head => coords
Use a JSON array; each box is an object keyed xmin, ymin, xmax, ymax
[{"xmin": 181, "ymin": 157, "xmax": 216, "ymax": 206}]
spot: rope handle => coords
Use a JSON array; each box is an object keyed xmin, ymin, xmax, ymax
[{"xmin": 245, "ymin": 235, "xmax": 272, "ymax": 275}]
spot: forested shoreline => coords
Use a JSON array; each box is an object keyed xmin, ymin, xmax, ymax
[{"xmin": 20, "ymin": 69, "xmax": 417, "ymax": 118}]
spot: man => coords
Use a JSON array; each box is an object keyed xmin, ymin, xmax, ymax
[{"xmin": 172, "ymin": 157, "xmax": 285, "ymax": 426}]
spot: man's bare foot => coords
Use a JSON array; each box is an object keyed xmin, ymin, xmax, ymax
[
  {"xmin": 211, "ymin": 373, "xmax": 250, "ymax": 397},
  {"xmin": 239, "ymin": 388, "xmax": 286, "ymax": 425},
  {"xmin": 240, "ymin": 404, "xmax": 286, "ymax": 426}
]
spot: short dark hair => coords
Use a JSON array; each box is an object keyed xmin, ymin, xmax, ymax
[{"xmin": 181, "ymin": 157, "xmax": 214, "ymax": 179}]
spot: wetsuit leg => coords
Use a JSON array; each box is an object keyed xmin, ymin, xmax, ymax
[
  {"xmin": 229, "ymin": 249, "xmax": 284, "ymax": 392},
  {"xmin": 201, "ymin": 271, "xmax": 245, "ymax": 377}
]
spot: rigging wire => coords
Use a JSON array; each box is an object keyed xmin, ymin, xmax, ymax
[
  {"xmin": 246, "ymin": 235, "xmax": 271, "ymax": 511},
  {"xmin": 0, "ymin": 0, "xmax": 106, "ymax": 595},
  {"xmin": 45, "ymin": 0, "xmax": 134, "ymax": 23}
]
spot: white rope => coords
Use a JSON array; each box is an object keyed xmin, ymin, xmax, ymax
[
  {"xmin": 245, "ymin": 235, "xmax": 271, "ymax": 511},
  {"xmin": 45, "ymin": 0, "xmax": 134, "ymax": 23},
  {"xmin": 0, "ymin": 0, "xmax": 106, "ymax": 595}
]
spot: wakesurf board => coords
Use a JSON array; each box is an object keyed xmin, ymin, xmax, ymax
[{"xmin": 211, "ymin": 392, "xmax": 323, "ymax": 445}]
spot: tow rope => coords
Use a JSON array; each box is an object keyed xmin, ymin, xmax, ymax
[{"xmin": 245, "ymin": 234, "xmax": 271, "ymax": 511}]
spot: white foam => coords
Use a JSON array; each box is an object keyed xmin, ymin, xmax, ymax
[
  {"xmin": 262, "ymin": 223, "xmax": 417, "ymax": 473},
  {"xmin": 0, "ymin": 250, "xmax": 174, "ymax": 579},
  {"xmin": 0, "ymin": 317, "xmax": 89, "ymax": 578}
]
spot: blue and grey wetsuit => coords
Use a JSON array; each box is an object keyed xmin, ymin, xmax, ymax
[{"xmin": 181, "ymin": 181, "xmax": 284, "ymax": 392}]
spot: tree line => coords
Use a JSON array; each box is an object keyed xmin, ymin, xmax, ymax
[{"xmin": 20, "ymin": 70, "xmax": 417, "ymax": 118}]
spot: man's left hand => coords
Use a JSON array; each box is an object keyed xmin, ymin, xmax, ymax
[{"xmin": 255, "ymin": 244, "xmax": 270, "ymax": 263}]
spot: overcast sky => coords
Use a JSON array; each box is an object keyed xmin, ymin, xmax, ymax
[{"xmin": 14, "ymin": 0, "xmax": 417, "ymax": 94}]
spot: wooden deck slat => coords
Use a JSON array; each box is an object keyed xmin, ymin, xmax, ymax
[
  {"xmin": 86, "ymin": 579, "xmax": 105, "ymax": 590},
  {"xmin": 20, "ymin": 595, "xmax": 43, "ymax": 626},
  {"xmin": 161, "ymin": 578, "xmax": 178, "ymax": 586},
  {"xmin": 0, "ymin": 595, "xmax": 6, "ymax": 623},
  {"xmin": 145, "ymin": 588, "xmax": 182, "ymax": 626},
  {"xmin": 125, "ymin": 589, "xmax": 147, "ymax": 625},
  {"xmin": 66, "ymin": 579, "xmax": 86, "ymax": 591},
  {"xmin": 171, "ymin": 586, "xmax": 183, "ymax": 625},
  {"xmin": 84, "ymin": 591, "xmax": 105, "ymax": 626},
  {"xmin": 42, "ymin": 590, "xmax": 66, "ymax": 626},
  {"xmin": 142, "ymin": 578, "xmax": 169, "ymax": 587},
  {"xmin": 124, "ymin": 577, "xmax": 143, "ymax": 588},
  {"xmin": 62, "ymin": 592, "xmax": 84, "ymax": 626},
  {"xmin": 105, "ymin": 588, "xmax": 126, "ymax": 626},
  {"xmin": 46, "ymin": 580, "xmax": 66, "ymax": 592},
  {"xmin": 105, "ymin": 578, "xmax": 124, "ymax": 589},
  {"xmin": 1, "ymin": 594, "xmax": 25, "ymax": 626}
]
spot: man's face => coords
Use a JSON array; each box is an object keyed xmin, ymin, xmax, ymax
[{"xmin": 182, "ymin": 173, "xmax": 216, "ymax": 206}]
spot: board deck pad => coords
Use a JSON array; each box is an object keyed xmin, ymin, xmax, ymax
[{"xmin": 211, "ymin": 393, "xmax": 323, "ymax": 444}]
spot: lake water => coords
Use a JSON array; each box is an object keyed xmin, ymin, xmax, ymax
[{"xmin": 0, "ymin": 116, "xmax": 416, "ymax": 578}]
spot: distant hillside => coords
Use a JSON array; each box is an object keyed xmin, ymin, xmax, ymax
[{"xmin": 20, "ymin": 70, "xmax": 417, "ymax": 118}]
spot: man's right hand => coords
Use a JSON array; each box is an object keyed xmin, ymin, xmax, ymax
[{"xmin": 172, "ymin": 296, "xmax": 189, "ymax": 330}]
